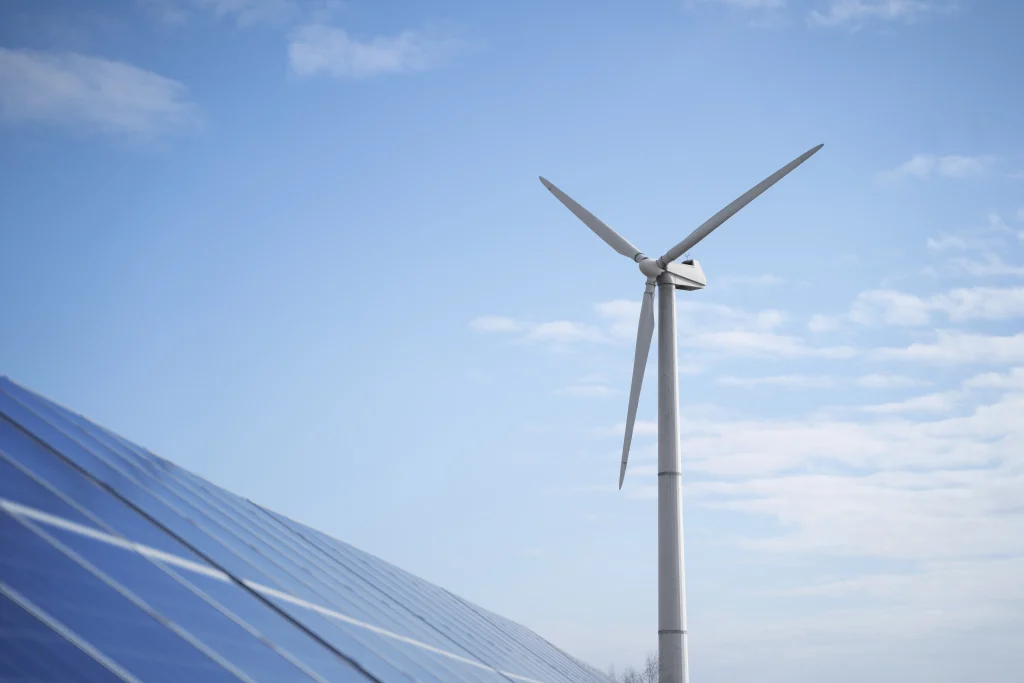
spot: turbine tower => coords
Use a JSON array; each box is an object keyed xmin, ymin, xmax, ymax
[{"xmin": 538, "ymin": 144, "xmax": 823, "ymax": 683}]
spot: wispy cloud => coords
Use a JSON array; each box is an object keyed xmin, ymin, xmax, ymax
[
  {"xmin": 288, "ymin": 24, "xmax": 464, "ymax": 79},
  {"xmin": 818, "ymin": 285, "xmax": 1024, "ymax": 331},
  {"xmin": 0, "ymin": 48, "xmax": 195, "ymax": 136},
  {"xmin": 697, "ymin": 466, "xmax": 1024, "ymax": 559},
  {"xmin": 942, "ymin": 253, "xmax": 1024, "ymax": 278},
  {"xmin": 609, "ymin": 388, "xmax": 1024, "ymax": 481},
  {"xmin": 928, "ymin": 213, "xmax": 1016, "ymax": 252},
  {"xmin": 718, "ymin": 374, "xmax": 836, "ymax": 388},
  {"xmin": 873, "ymin": 331, "xmax": 1024, "ymax": 364},
  {"xmin": 848, "ymin": 290, "xmax": 932, "ymax": 326},
  {"xmin": 926, "ymin": 213, "xmax": 1024, "ymax": 278},
  {"xmin": 196, "ymin": 0, "xmax": 299, "ymax": 24},
  {"xmin": 963, "ymin": 367, "xmax": 1024, "ymax": 391},
  {"xmin": 810, "ymin": 0, "xmax": 959, "ymax": 28},
  {"xmin": 525, "ymin": 321, "xmax": 605, "ymax": 345},
  {"xmin": 807, "ymin": 313, "xmax": 841, "ymax": 333},
  {"xmin": 879, "ymin": 154, "xmax": 994, "ymax": 182},
  {"xmin": 473, "ymin": 299, "xmax": 852, "ymax": 360},
  {"xmin": 855, "ymin": 373, "xmax": 924, "ymax": 388},
  {"xmin": 468, "ymin": 315, "xmax": 606, "ymax": 348},
  {"xmin": 718, "ymin": 373, "xmax": 924, "ymax": 389},
  {"xmin": 687, "ymin": 331, "xmax": 857, "ymax": 359},
  {"xmin": 146, "ymin": 0, "xmax": 312, "ymax": 26},
  {"xmin": 931, "ymin": 287, "xmax": 1024, "ymax": 321},
  {"xmin": 597, "ymin": 299, "xmax": 787, "ymax": 337},
  {"xmin": 709, "ymin": 0, "xmax": 785, "ymax": 8},
  {"xmin": 860, "ymin": 390, "xmax": 964, "ymax": 414}
]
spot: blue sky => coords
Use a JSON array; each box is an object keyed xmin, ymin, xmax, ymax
[{"xmin": 2, "ymin": 0, "xmax": 1023, "ymax": 680}]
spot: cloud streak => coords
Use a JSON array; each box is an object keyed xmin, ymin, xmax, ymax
[
  {"xmin": 289, "ymin": 24, "xmax": 464, "ymax": 79},
  {"xmin": 0, "ymin": 48, "xmax": 196, "ymax": 136},
  {"xmin": 146, "ymin": 0, "xmax": 317, "ymax": 26},
  {"xmin": 717, "ymin": 373, "xmax": 925, "ymax": 389},
  {"xmin": 879, "ymin": 154, "xmax": 994, "ymax": 181},
  {"xmin": 873, "ymin": 331, "xmax": 1024, "ymax": 365},
  {"xmin": 472, "ymin": 299, "xmax": 855, "ymax": 359},
  {"xmin": 810, "ymin": 0, "xmax": 959, "ymax": 28},
  {"xmin": 814, "ymin": 285, "xmax": 1024, "ymax": 332}
]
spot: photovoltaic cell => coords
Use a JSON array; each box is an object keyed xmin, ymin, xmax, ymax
[
  {"xmin": 0, "ymin": 588, "xmax": 124, "ymax": 683},
  {"xmin": 0, "ymin": 377, "xmax": 613, "ymax": 683}
]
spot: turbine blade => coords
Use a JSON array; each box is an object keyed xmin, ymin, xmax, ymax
[
  {"xmin": 659, "ymin": 143, "xmax": 824, "ymax": 265},
  {"xmin": 620, "ymin": 283, "xmax": 656, "ymax": 489},
  {"xmin": 539, "ymin": 177, "xmax": 642, "ymax": 260}
]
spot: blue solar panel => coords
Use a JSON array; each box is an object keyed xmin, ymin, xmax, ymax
[{"xmin": 0, "ymin": 377, "xmax": 613, "ymax": 683}]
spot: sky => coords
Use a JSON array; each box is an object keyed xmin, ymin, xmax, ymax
[{"xmin": 1, "ymin": 0, "xmax": 1023, "ymax": 680}]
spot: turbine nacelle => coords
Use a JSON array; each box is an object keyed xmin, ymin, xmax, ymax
[
  {"xmin": 634, "ymin": 254, "xmax": 706, "ymax": 289},
  {"xmin": 663, "ymin": 259, "xmax": 706, "ymax": 291}
]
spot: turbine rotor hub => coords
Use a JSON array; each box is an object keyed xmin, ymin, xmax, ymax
[{"xmin": 637, "ymin": 257, "xmax": 664, "ymax": 278}]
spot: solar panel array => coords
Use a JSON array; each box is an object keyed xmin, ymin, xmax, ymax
[{"xmin": 0, "ymin": 377, "xmax": 612, "ymax": 683}]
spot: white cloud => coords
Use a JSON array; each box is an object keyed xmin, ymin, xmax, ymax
[
  {"xmin": 949, "ymin": 254, "xmax": 1024, "ymax": 278},
  {"xmin": 810, "ymin": 0, "xmax": 959, "ymax": 28},
  {"xmin": 525, "ymin": 321, "xmax": 604, "ymax": 345},
  {"xmin": 594, "ymin": 299, "xmax": 643, "ymax": 340},
  {"xmin": 593, "ymin": 300, "xmax": 640, "ymax": 320},
  {"xmin": 195, "ymin": 0, "xmax": 297, "ymax": 24},
  {"xmin": 879, "ymin": 154, "xmax": 994, "ymax": 182},
  {"xmin": 718, "ymin": 374, "xmax": 835, "ymax": 388},
  {"xmin": 928, "ymin": 213, "xmax": 1016, "ymax": 253},
  {"xmin": 595, "ymin": 298, "xmax": 792, "ymax": 351},
  {"xmin": 468, "ymin": 314, "xmax": 605, "ymax": 347},
  {"xmin": 808, "ymin": 313, "xmax": 841, "ymax": 333},
  {"xmin": 496, "ymin": 297, "xmax": 851, "ymax": 360},
  {"xmin": 929, "ymin": 211, "xmax": 1015, "ymax": 258},
  {"xmin": 698, "ymin": 467, "xmax": 1024, "ymax": 560},
  {"xmin": 873, "ymin": 331, "xmax": 1024, "ymax": 365},
  {"xmin": 596, "ymin": 298, "xmax": 786, "ymax": 333},
  {"xmin": 849, "ymin": 290, "xmax": 932, "ymax": 326},
  {"xmin": 0, "ymin": 48, "xmax": 195, "ymax": 136},
  {"xmin": 931, "ymin": 287, "xmax": 1024, "ymax": 321},
  {"xmin": 145, "ymin": 0, "xmax": 322, "ymax": 26},
  {"xmin": 289, "ymin": 24, "xmax": 463, "ymax": 79},
  {"xmin": 926, "ymin": 235, "xmax": 970, "ymax": 251},
  {"xmin": 861, "ymin": 390, "xmax": 963, "ymax": 415},
  {"xmin": 855, "ymin": 373, "xmax": 924, "ymax": 388},
  {"xmin": 595, "ymin": 333, "xmax": 1024, "ymax": 673},
  {"xmin": 556, "ymin": 384, "xmax": 617, "ymax": 397},
  {"xmin": 712, "ymin": 0, "xmax": 785, "ymax": 7},
  {"xmin": 686, "ymin": 331, "xmax": 858, "ymax": 359},
  {"xmin": 828, "ymin": 286, "xmax": 1024, "ymax": 329},
  {"xmin": 963, "ymin": 367, "xmax": 1024, "ymax": 391},
  {"xmin": 718, "ymin": 373, "xmax": 925, "ymax": 389},
  {"xmin": 631, "ymin": 420, "xmax": 658, "ymax": 437},
  {"xmin": 606, "ymin": 390, "xmax": 1024, "ymax": 482},
  {"xmin": 753, "ymin": 309, "xmax": 786, "ymax": 330}
]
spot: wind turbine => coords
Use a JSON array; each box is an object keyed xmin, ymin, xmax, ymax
[{"xmin": 538, "ymin": 144, "xmax": 823, "ymax": 683}]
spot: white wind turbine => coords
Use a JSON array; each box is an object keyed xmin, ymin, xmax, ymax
[{"xmin": 538, "ymin": 144, "xmax": 823, "ymax": 683}]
